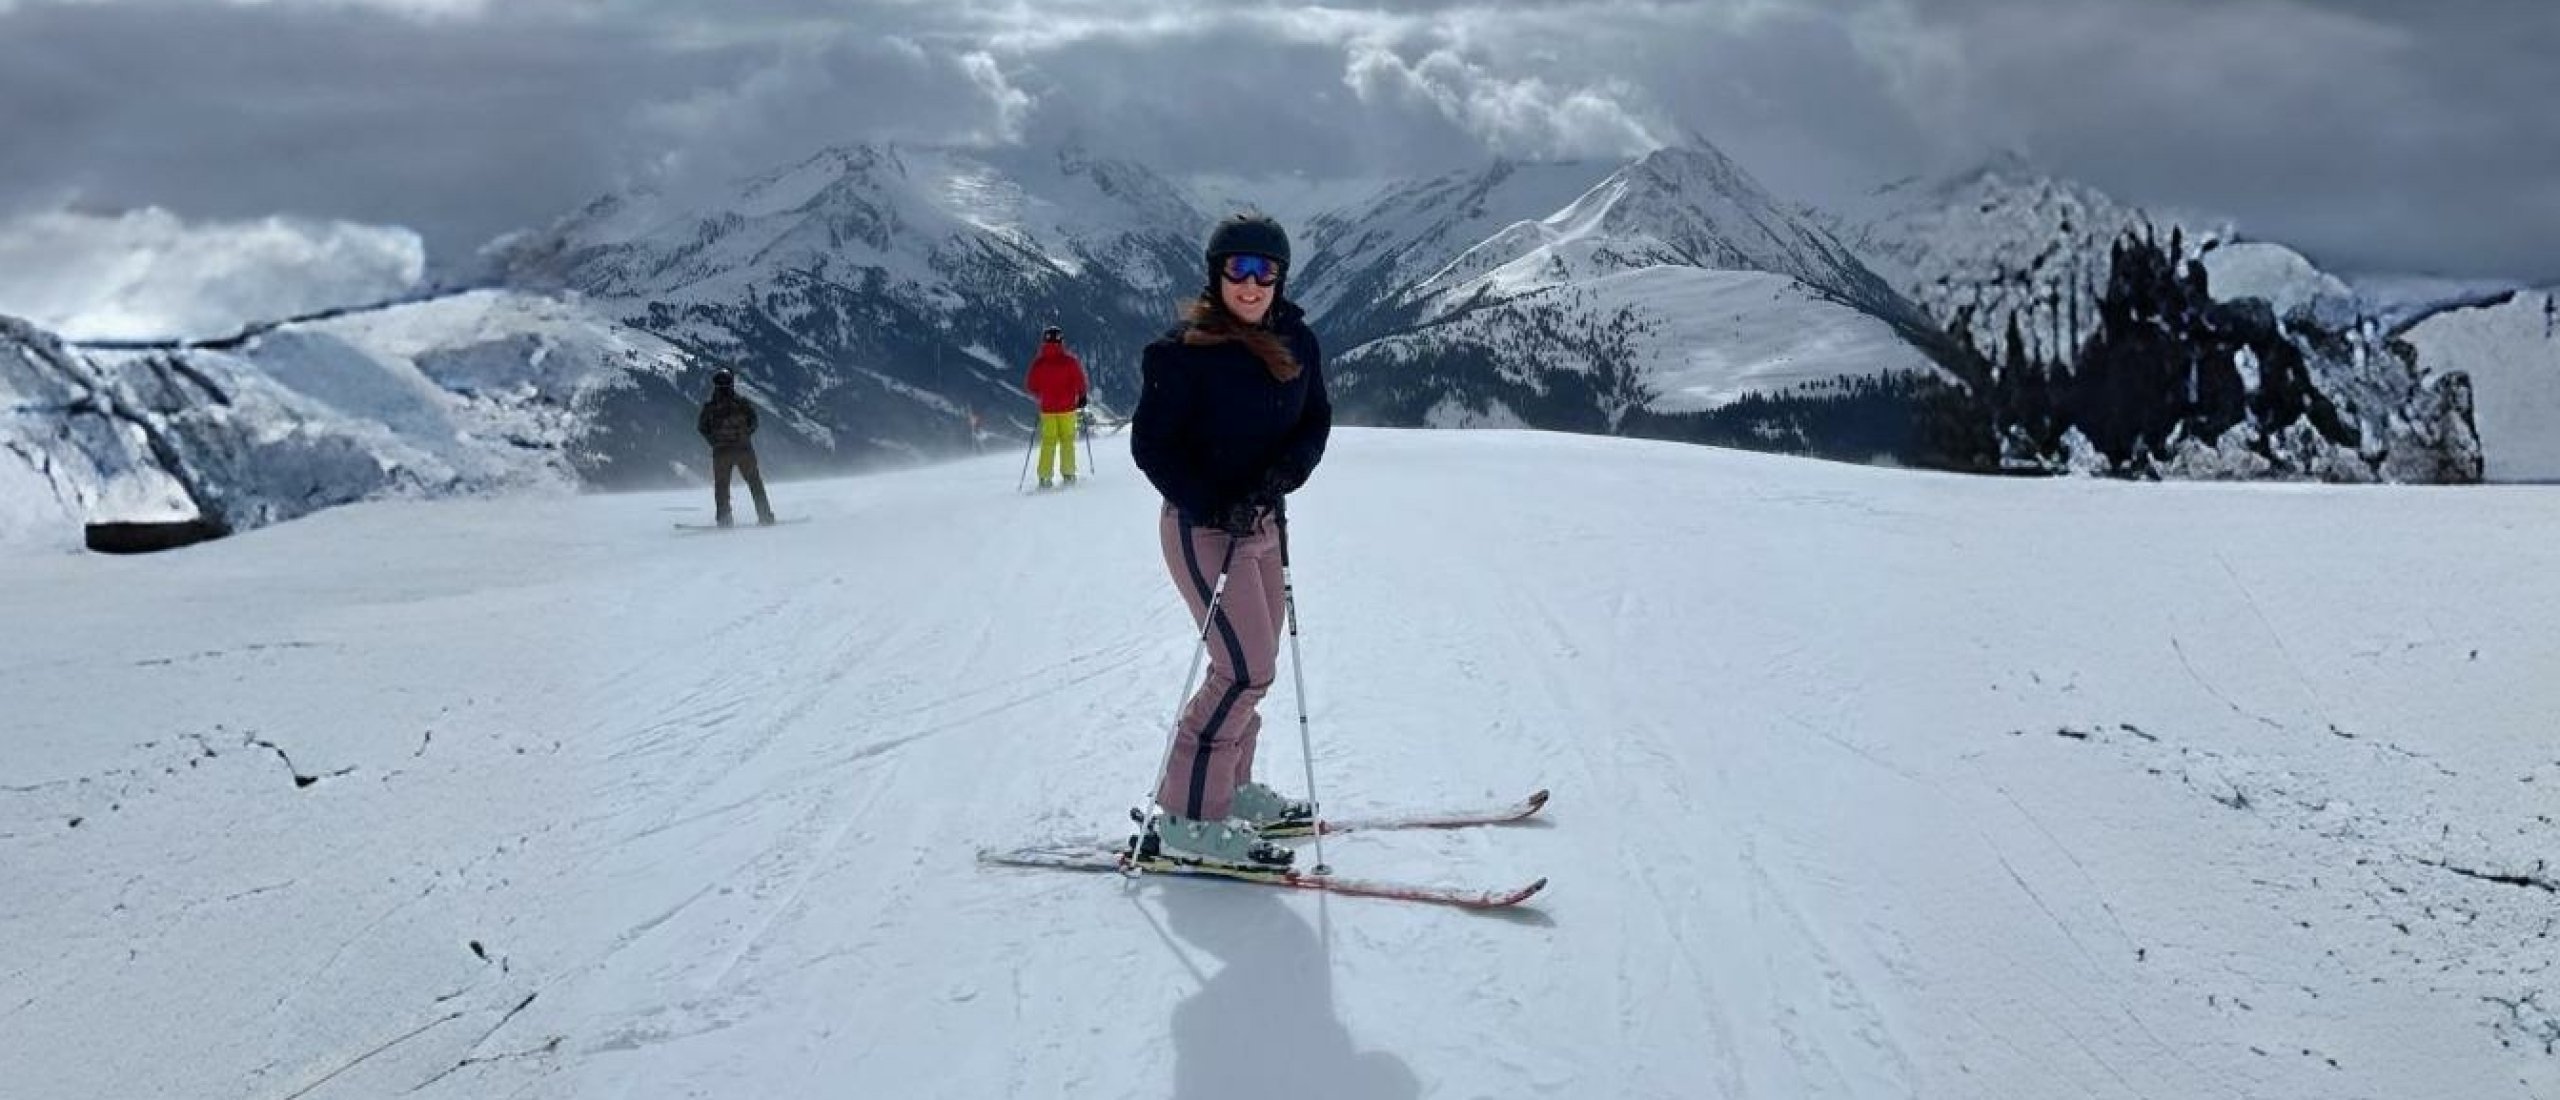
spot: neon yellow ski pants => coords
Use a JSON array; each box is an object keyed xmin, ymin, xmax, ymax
[{"xmin": 1037, "ymin": 412, "xmax": 1079, "ymax": 482}]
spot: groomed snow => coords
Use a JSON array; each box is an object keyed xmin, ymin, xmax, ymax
[{"xmin": 3, "ymin": 429, "xmax": 2553, "ymax": 1098}]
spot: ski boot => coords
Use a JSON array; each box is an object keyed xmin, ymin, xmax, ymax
[
  {"xmin": 1230, "ymin": 781, "xmax": 1318, "ymax": 838},
  {"xmin": 1138, "ymin": 814, "xmax": 1293, "ymax": 871}
]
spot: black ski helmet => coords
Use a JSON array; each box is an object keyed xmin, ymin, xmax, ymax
[
  {"xmin": 1041, "ymin": 325, "xmax": 1063, "ymax": 343},
  {"xmin": 1204, "ymin": 212, "xmax": 1290, "ymax": 285},
  {"xmin": 711, "ymin": 368, "xmax": 736, "ymax": 389}
]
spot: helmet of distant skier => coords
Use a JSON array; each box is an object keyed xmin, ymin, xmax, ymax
[
  {"xmin": 711, "ymin": 368, "xmax": 736, "ymax": 390},
  {"xmin": 1042, "ymin": 325, "xmax": 1064, "ymax": 343}
]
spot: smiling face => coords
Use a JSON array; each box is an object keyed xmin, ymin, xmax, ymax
[{"xmin": 1216, "ymin": 253, "xmax": 1281, "ymax": 325}]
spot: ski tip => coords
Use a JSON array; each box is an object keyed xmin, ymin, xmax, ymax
[{"xmin": 1525, "ymin": 788, "xmax": 1551, "ymax": 810}]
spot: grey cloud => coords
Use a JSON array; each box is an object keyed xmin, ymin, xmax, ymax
[
  {"xmin": 1899, "ymin": 0, "xmax": 2560, "ymax": 278},
  {"xmin": 633, "ymin": 34, "xmax": 1039, "ymax": 203},
  {"xmin": 1007, "ymin": 29, "xmax": 1489, "ymax": 179},
  {"xmin": 0, "ymin": 2, "xmax": 730, "ymax": 264},
  {"xmin": 1, "ymin": 0, "xmax": 2554, "ymax": 281}
]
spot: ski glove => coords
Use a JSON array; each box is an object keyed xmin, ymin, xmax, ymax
[
  {"xmin": 1259, "ymin": 461, "xmax": 1305, "ymax": 498},
  {"xmin": 1210, "ymin": 498, "xmax": 1265, "ymax": 538}
]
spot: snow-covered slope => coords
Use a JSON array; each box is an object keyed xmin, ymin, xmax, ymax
[
  {"xmin": 2348, "ymin": 273, "xmax": 2525, "ymax": 333},
  {"xmin": 0, "ymin": 291, "xmax": 708, "ymax": 549},
  {"xmin": 5, "ymin": 430, "xmax": 2552, "ymax": 1098},
  {"xmin": 2403, "ymin": 289, "xmax": 2560, "ymax": 481},
  {"xmin": 1346, "ymin": 267, "xmax": 1935, "ymax": 430}
]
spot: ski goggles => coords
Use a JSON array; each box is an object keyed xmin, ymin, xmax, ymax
[{"xmin": 1218, "ymin": 253, "xmax": 1284, "ymax": 287}]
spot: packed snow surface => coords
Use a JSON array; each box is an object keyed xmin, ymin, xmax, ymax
[{"xmin": 4, "ymin": 429, "xmax": 2553, "ymax": 1098}]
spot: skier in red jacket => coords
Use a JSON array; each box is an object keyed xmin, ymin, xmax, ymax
[{"xmin": 1024, "ymin": 325, "xmax": 1090, "ymax": 488}]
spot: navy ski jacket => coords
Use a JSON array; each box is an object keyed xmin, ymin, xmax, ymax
[{"xmin": 1130, "ymin": 298, "xmax": 1331, "ymax": 524}]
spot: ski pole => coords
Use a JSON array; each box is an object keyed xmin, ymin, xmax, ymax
[
  {"xmin": 1145, "ymin": 533, "xmax": 1241, "ymax": 826},
  {"xmin": 1276, "ymin": 501, "xmax": 1328, "ymax": 876},
  {"xmin": 1014, "ymin": 420, "xmax": 1038, "ymax": 492}
]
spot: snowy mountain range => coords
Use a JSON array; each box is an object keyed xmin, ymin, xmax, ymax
[
  {"xmin": 499, "ymin": 143, "xmax": 1205, "ymax": 463},
  {"xmin": 1318, "ymin": 147, "xmax": 1955, "ymax": 455},
  {"xmin": 0, "ymin": 290, "xmax": 710, "ymax": 550},
  {"xmin": 492, "ymin": 139, "xmax": 1981, "ymax": 470},
  {"xmin": 6, "ymin": 136, "xmax": 2553, "ymax": 549}
]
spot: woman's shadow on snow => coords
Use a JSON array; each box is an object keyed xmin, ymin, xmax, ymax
[{"xmin": 1151, "ymin": 883, "xmax": 1420, "ymax": 1100}]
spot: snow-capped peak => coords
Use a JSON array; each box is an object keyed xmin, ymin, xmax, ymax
[
  {"xmin": 2197, "ymin": 240, "xmax": 2354, "ymax": 322},
  {"xmin": 1292, "ymin": 158, "xmax": 1621, "ymax": 331},
  {"xmin": 507, "ymin": 140, "xmax": 1206, "ymax": 307},
  {"xmin": 1400, "ymin": 144, "xmax": 1916, "ymax": 330},
  {"xmin": 1825, "ymin": 155, "xmax": 2223, "ymax": 366}
]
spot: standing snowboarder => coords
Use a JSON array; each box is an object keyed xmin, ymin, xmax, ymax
[
  {"xmin": 1129, "ymin": 213, "xmax": 1331, "ymax": 870},
  {"xmin": 697, "ymin": 368, "xmax": 776, "ymax": 527},
  {"xmin": 1025, "ymin": 325, "xmax": 1089, "ymax": 489}
]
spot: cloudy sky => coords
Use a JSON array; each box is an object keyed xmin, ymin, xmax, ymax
[{"xmin": 1, "ymin": 0, "xmax": 2554, "ymax": 331}]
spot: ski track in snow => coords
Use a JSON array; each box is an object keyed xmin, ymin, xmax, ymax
[{"xmin": 1, "ymin": 429, "xmax": 2555, "ymax": 1098}]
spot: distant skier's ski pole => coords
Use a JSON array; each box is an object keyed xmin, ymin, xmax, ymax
[
  {"xmin": 1014, "ymin": 421, "xmax": 1038, "ymax": 493},
  {"xmin": 1080, "ymin": 409, "xmax": 1096, "ymax": 475}
]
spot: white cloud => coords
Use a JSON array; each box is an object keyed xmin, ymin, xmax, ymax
[
  {"xmin": 1341, "ymin": 35, "xmax": 1665, "ymax": 160},
  {"xmin": 0, "ymin": 207, "xmax": 425, "ymax": 342},
  {"xmin": 959, "ymin": 50, "xmax": 1033, "ymax": 146}
]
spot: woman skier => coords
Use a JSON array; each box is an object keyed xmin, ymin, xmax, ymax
[{"xmin": 1129, "ymin": 212, "xmax": 1332, "ymax": 870}]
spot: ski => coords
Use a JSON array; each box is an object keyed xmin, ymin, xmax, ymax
[
  {"xmin": 1261, "ymin": 788, "xmax": 1549, "ymax": 840},
  {"xmin": 674, "ymin": 517, "xmax": 808, "ymax": 531},
  {"xmin": 977, "ymin": 842, "xmax": 1546, "ymax": 911},
  {"xmin": 1019, "ymin": 789, "xmax": 1548, "ymax": 853}
]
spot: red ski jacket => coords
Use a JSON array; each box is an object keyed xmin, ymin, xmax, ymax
[{"xmin": 1025, "ymin": 344, "xmax": 1088, "ymax": 414}]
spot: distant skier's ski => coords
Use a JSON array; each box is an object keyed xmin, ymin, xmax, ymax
[
  {"xmin": 1261, "ymin": 788, "xmax": 1549, "ymax": 840},
  {"xmin": 673, "ymin": 517, "xmax": 808, "ymax": 532},
  {"xmin": 978, "ymin": 842, "xmax": 1546, "ymax": 911}
]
